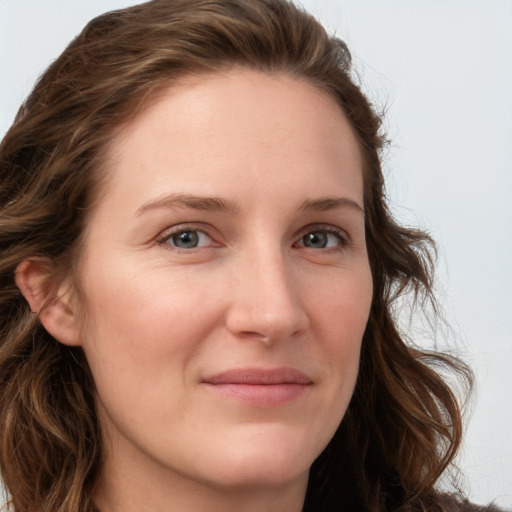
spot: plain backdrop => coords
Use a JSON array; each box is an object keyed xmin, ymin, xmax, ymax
[{"xmin": 1, "ymin": 0, "xmax": 511, "ymax": 508}]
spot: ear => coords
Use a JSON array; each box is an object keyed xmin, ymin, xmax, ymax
[{"xmin": 15, "ymin": 258, "xmax": 82, "ymax": 347}]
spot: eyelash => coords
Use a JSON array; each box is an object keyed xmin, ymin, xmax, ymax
[
  {"xmin": 156, "ymin": 224, "xmax": 350, "ymax": 252},
  {"xmin": 156, "ymin": 224, "xmax": 217, "ymax": 251},
  {"xmin": 295, "ymin": 225, "xmax": 350, "ymax": 251}
]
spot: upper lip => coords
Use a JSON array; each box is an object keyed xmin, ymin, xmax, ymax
[{"xmin": 202, "ymin": 367, "xmax": 313, "ymax": 385}]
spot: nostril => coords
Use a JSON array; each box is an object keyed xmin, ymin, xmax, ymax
[{"xmin": 238, "ymin": 331, "xmax": 273, "ymax": 344}]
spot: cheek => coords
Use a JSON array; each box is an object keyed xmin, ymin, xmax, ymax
[
  {"xmin": 311, "ymin": 265, "xmax": 372, "ymax": 382},
  {"xmin": 299, "ymin": 268, "xmax": 371, "ymax": 458},
  {"xmin": 77, "ymin": 264, "xmax": 225, "ymax": 389},
  {"xmin": 77, "ymin": 271, "xmax": 227, "ymax": 442},
  {"xmin": 312, "ymin": 264, "xmax": 372, "ymax": 338}
]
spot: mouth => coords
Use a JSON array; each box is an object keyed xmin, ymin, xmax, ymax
[{"xmin": 201, "ymin": 367, "xmax": 313, "ymax": 407}]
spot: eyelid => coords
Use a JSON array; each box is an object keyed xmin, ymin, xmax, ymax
[
  {"xmin": 294, "ymin": 224, "xmax": 351, "ymax": 248},
  {"xmin": 156, "ymin": 223, "xmax": 220, "ymax": 249},
  {"xmin": 154, "ymin": 222, "xmax": 351, "ymax": 251}
]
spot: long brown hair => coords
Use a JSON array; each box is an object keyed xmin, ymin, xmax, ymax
[{"xmin": 0, "ymin": 1, "xmax": 471, "ymax": 510}]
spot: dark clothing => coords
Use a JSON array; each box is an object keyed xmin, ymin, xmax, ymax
[{"xmin": 302, "ymin": 494, "xmax": 503, "ymax": 512}]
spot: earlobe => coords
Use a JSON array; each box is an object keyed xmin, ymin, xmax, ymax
[{"xmin": 15, "ymin": 258, "xmax": 82, "ymax": 347}]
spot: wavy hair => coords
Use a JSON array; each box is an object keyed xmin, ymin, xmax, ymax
[{"xmin": 0, "ymin": 1, "xmax": 471, "ymax": 511}]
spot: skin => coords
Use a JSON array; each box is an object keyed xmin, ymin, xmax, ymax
[{"xmin": 19, "ymin": 69, "xmax": 373, "ymax": 512}]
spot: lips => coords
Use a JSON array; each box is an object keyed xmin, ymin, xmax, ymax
[{"xmin": 201, "ymin": 368, "xmax": 313, "ymax": 407}]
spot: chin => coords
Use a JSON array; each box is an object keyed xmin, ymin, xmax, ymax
[
  {"xmin": 208, "ymin": 457, "xmax": 310, "ymax": 490},
  {"xmin": 202, "ymin": 424, "xmax": 327, "ymax": 488}
]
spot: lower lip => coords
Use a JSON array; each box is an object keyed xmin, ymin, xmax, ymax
[{"xmin": 203, "ymin": 383, "xmax": 310, "ymax": 407}]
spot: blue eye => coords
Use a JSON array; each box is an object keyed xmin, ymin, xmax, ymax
[
  {"xmin": 165, "ymin": 229, "xmax": 212, "ymax": 249},
  {"xmin": 300, "ymin": 229, "xmax": 346, "ymax": 249}
]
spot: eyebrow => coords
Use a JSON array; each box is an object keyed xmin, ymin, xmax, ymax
[
  {"xmin": 137, "ymin": 193, "xmax": 241, "ymax": 216},
  {"xmin": 298, "ymin": 197, "xmax": 364, "ymax": 215},
  {"xmin": 136, "ymin": 193, "xmax": 363, "ymax": 216}
]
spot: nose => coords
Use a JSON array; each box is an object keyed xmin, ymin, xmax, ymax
[{"xmin": 225, "ymin": 247, "xmax": 310, "ymax": 345}]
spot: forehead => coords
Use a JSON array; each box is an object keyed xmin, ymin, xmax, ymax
[{"xmin": 99, "ymin": 68, "xmax": 364, "ymax": 211}]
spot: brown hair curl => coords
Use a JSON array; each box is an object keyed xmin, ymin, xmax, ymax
[{"xmin": 0, "ymin": 1, "xmax": 471, "ymax": 511}]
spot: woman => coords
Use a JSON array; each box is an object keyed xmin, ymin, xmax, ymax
[{"xmin": 0, "ymin": 0, "xmax": 491, "ymax": 511}]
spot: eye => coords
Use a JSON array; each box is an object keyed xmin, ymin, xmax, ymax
[
  {"xmin": 298, "ymin": 228, "xmax": 348, "ymax": 249},
  {"xmin": 159, "ymin": 228, "xmax": 213, "ymax": 250}
]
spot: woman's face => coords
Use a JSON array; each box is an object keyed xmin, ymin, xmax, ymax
[{"xmin": 74, "ymin": 69, "xmax": 372, "ymax": 498}]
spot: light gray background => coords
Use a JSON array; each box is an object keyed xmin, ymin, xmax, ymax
[{"xmin": 1, "ymin": 0, "xmax": 511, "ymax": 508}]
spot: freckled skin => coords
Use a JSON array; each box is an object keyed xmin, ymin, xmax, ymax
[{"xmin": 72, "ymin": 69, "xmax": 373, "ymax": 512}]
